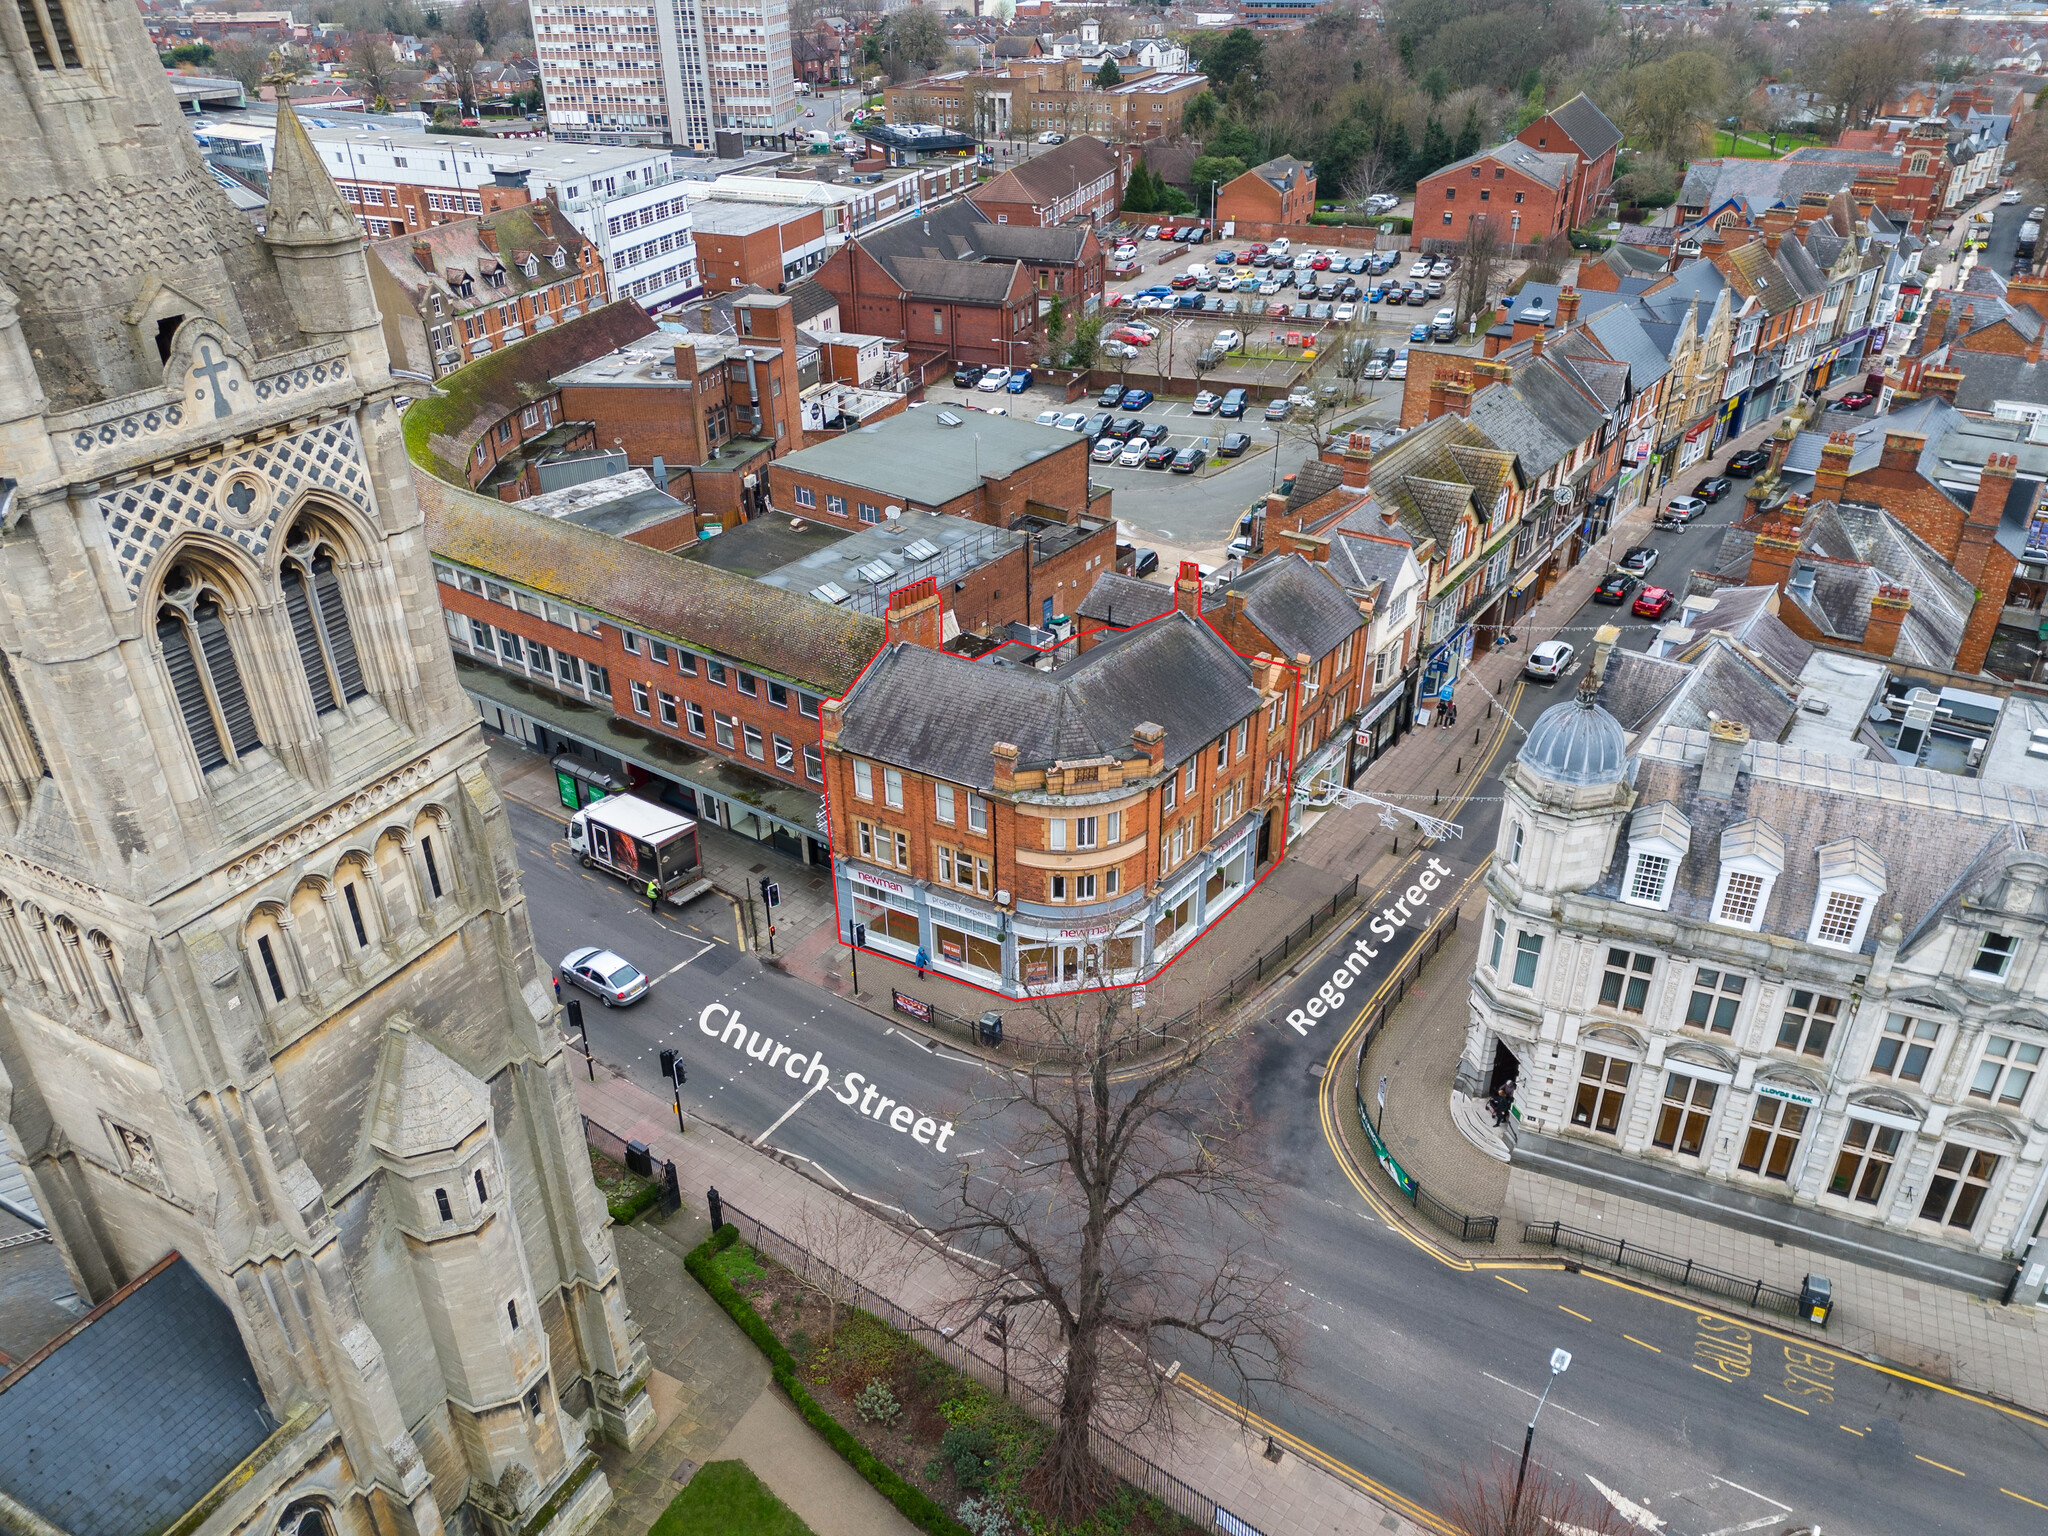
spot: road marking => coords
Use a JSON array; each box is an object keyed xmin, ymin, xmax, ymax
[
  {"xmin": 1624, "ymin": 1335, "xmax": 1661, "ymax": 1353},
  {"xmin": 752, "ymin": 1079, "xmax": 827, "ymax": 1147},
  {"xmin": 650, "ymin": 942, "xmax": 716, "ymax": 984},
  {"xmin": 1761, "ymin": 1393, "xmax": 1808, "ymax": 1416},
  {"xmin": 1588, "ymin": 1475, "xmax": 1666, "ymax": 1532},
  {"xmin": 1709, "ymin": 1476, "xmax": 1789, "ymax": 1511},
  {"xmin": 1496, "ymin": 1276, "xmax": 1528, "ymax": 1292},
  {"xmin": 1481, "ymin": 1371, "xmax": 1600, "ymax": 1427},
  {"xmin": 1559, "ymin": 1305, "xmax": 1592, "ymax": 1321},
  {"xmin": 1693, "ymin": 1362, "xmax": 1733, "ymax": 1382},
  {"xmin": 1700, "ymin": 1517, "xmax": 1786, "ymax": 1535},
  {"xmin": 1839, "ymin": 1424, "xmax": 1865, "ymax": 1436},
  {"xmin": 1915, "ymin": 1454, "xmax": 1964, "ymax": 1477},
  {"xmin": 2003, "ymin": 1488, "xmax": 2048, "ymax": 1510}
]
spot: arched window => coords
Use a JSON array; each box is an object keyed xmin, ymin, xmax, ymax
[
  {"xmin": 157, "ymin": 564, "xmax": 261, "ymax": 770},
  {"xmin": 278, "ymin": 1500, "xmax": 336, "ymax": 1536},
  {"xmin": 280, "ymin": 522, "xmax": 366, "ymax": 716},
  {"xmin": 474, "ymin": 1168, "xmax": 487, "ymax": 1203}
]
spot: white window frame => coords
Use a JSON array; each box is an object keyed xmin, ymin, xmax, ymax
[{"xmin": 1809, "ymin": 886, "xmax": 1875, "ymax": 950}]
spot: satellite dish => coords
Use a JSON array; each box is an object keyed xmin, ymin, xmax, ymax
[{"xmin": 885, "ymin": 505, "xmax": 902, "ymax": 519}]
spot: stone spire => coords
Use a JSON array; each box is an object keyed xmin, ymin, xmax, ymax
[{"xmin": 263, "ymin": 94, "xmax": 358, "ymax": 245}]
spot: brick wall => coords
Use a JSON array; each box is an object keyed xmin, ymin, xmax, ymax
[
  {"xmin": 1415, "ymin": 158, "xmax": 1572, "ymax": 246},
  {"xmin": 767, "ymin": 431, "xmax": 1094, "ymax": 530},
  {"xmin": 694, "ymin": 207, "xmax": 828, "ymax": 294}
]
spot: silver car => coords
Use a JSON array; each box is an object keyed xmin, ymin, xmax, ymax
[{"xmin": 561, "ymin": 946, "xmax": 649, "ymax": 1007}]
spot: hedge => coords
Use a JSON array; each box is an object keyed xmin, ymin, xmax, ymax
[
  {"xmin": 686, "ymin": 1225, "xmax": 973, "ymax": 1536},
  {"xmin": 608, "ymin": 1183, "xmax": 663, "ymax": 1225}
]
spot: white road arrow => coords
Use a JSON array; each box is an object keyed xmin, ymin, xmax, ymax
[{"xmin": 1589, "ymin": 1475, "xmax": 1668, "ymax": 1533}]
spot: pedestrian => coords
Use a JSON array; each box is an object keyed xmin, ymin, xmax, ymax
[
  {"xmin": 645, "ymin": 878, "xmax": 661, "ymax": 914},
  {"xmin": 915, "ymin": 945, "xmax": 929, "ymax": 979}
]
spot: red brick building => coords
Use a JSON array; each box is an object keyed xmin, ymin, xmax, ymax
[
  {"xmin": 815, "ymin": 202, "xmax": 1041, "ymax": 369},
  {"xmin": 1513, "ymin": 93, "xmax": 1623, "ymax": 230},
  {"xmin": 969, "ymin": 135, "xmax": 1126, "ymax": 227},
  {"xmin": 1214, "ymin": 155, "xmax": 1316, "ymax": 228},
  {"xmin": 1414, "ymin": 142, "xmax": 1577, "ymax": 247},
  {"xmin": 687, "ymin": 200, "xmax": 834, "ymax": 294}
]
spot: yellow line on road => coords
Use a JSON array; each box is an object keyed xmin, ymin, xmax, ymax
[
  {"xmin": 1763, "ymin": 1394, "xmax": 1809, "ymax": 1416},
  {"xmin": 1578, "ymin": 1272, "xmax": 2048, "ymax": 1429},
  {"xmin": 1496, "ymin": 1276, "xmax": 1528, "ymax": 1292},
  {"xmin": 1175, "ymin": 1373, "xmax": 1461, "ymax": 1535},
  {"xmin": 1558, "ymin": 1305, "xmax": 1591, "ymax": 1321},
  {"xmin": 1693, "ymin": 1363, "xmax": 1732, "ymax": 1382},
  {"xmin": 1839, "ymin": 1425, "xmax": 1865, "ymax": 1436},
  {"xmin": 1624, "ymin": 1335, "xmax": 1660, "ymax": 1353},
  {"xmin": 2003, "ymin": 1488, "xmax": 2048, "ymax": 1510},
  {"xmin": 1916, "ymin": 1454, "xmax": 1965, "ymax": 1476}
]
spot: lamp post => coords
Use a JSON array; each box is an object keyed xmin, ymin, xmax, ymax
[{"xmin": 1510, "ymin": 1348, "xmax": 1572, "ymax": 1523}]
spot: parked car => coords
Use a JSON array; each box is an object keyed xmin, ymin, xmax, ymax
[
  {"xmin": 1117, "ymin": 439, "xmax": 1150, "ymax": 467},
  {"xmin": 1035, "ymin": 408, "xmax": 1064, "ymax": 426},
  {"xmin": 1524, "ymin": 639, "xmax": 1575, "ymax": 683},
  {"xmin": 1619, "ymin": 545, "xmax": 1659, "ymax": 577},
  {"xmin": 1389, "ymin": 350, "xmax": 1409, "ymax": 379},
  {"xmin": 1834, "ymin": 390, "xmax": 1875, "ymax": 410},
  {"xmin": 1120, "ymin": 387, "xmax": 1154, "ymax": 409},
  {"xmin": 1727, "ymin": 447, "xmax": 1770, "ymax": 477},
  {"xmin": 1237, "ymin": 275, "xmax": 1263, "ymax": 293},
  {"xmin": 1135, "ymin": 421, "xmax": 1171, "ymax": 445},
  {"xmin": 1335, "ymin": 303, "xmax": 1357, "ymax": 323},
  {"xmin": 1593, "ymin": 571, "xmax": 1637, "ymax": 604},
  {"xmin": 1110, "ymin": 416, "xmax": 1145, "ymax": 439},
  {"xmin": 1219, "ymin": 432, "xmax": 1252, "ymax": 456},
  {"xmin": 1410, "ymin": 323, "xmax": 1432, "ymax": 342},
  {"xmin": 1213, "ymin": 328, "xmax": 1243, "ymax": 352},
  {"xmin": 1633, "ymin": 585, "xmax": 1675, "ymax": 619},
  {"xmin": 977, "ymin": 367, "xmax": 1012, "ymax": 392},
  {"xmin": 1091, "ymin": 437, "xmax": 1123, "ymax": 462},
  {"xmin": 560, "ymin": 946, "xmax": 649, "ymax": 1008},
  {"xmin": 1214, "ymin": 249, "xmax": 1238, "ymax": 266},
  {"xmin": 1170, "ymin": 273, "xmax": 1198, "ymax": 290},
  {"xmin": 1362, "ymin": 354, "xmax": 1389, "ymax": 380},
  {"xmin": 1102, "ymin": 339, "xmax": 1139, "ymax": 359},
  {"xmin": 1080, "ymin": 412, "xmax": 1113, "ymax": 438},
  {"xmin": 1037, "ymin": 130, "xmax": 1065, "ymax": 144},
  {"xmin": 1057, "ymin": 411, "xmax": 1088, "ymax": 431},
  {"xmin": 1144, "ymin": 225, "xmax": 1163, "ymax": 241},
  {"xmin": 954, "ymin": 363, "xmax": 985, "ymax": 388},
  {"xmin": 1191, "ymin": 391, "xmax": 1219, "ymax": 415},
  {"xmin": 1657, "ymin": 496, "xmax": 1708, "ymax": 528},
  {"xmin": 1407, "ymin": 288, "xmax": 1429, "ymax": 306},
  {"xmin": 1005, "ymin": 368, "xmax": 1035, "ymax": 393},
  {"xmin": 1171, "ymin": 445, "xmax": 1205, "ymax": 472},
  {"xmin": 1129, "ymin": 548, "xmax": 1160, "ymax": 577},
  {"xmin": 1144, "ymin": 443, "xmax": 1178, "ymax": 469},
  {"xmin": 1098, "ymin": 383, "xmax": 1128, "ymax": 407},
  {"xmin": 1264, "ymin": 397, "xmax": 1292, "ymax": 420},
  {"xmin": 1365, "ymin": 285, "xmax": 1386, "ymax": 304},
  {"xmin": 1692, "ymin": 475, "xmax": 1732, "ymax": 503}
]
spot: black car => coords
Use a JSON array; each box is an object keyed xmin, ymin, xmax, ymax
[
  {"xmin": 1135, "ymin": 421, "xmax": 1171, "ymax": 445},
  {"xmin": 1079, "ymin": 411, "xmax": 1114, "ymax": 439},
  {"xmin": 1431, "ymin": 323, "xmax": 1457, "ymax": 343},
  {"xmin": 1593, "ymin": 571, "xmax": 1638, "ymax": 604},
  {"xmin": 1099, "ymin": 384, "xmax": 1128, "ymax": 408},
  {"xmin": 1727, "ymin": 447, "xmax": 1770, "ymax": 477},
  {"xmin": 954, "ymin": 364, "xmax": 985, "ymax": 388},
  {"xmin": 1129, "ymin": 547, "xmax": 1160, "ymax": 578},
  {"xmin": 1144, "ymin": 443, "xmax": 1178, "ymax": 469},
  {"xmin": 1219, "ymin": 432, "xmax": 1252, "ymax": 457},
  {"xmin": 1619, "ymin": 545, "xmax": 1658, "ymax": 578},
  {"xmin": 1110, "ymin": 415, "xmax": 1145, "ymax": 439},
  {"xmin": 1692, "ymin": 475, "xmax": 1732, "ymax": 503},
  {"xmin": 1171, "ymin": 445, "xmax": 1204, "ymax": 472}
]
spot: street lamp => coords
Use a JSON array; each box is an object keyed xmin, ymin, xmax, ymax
[{"xmin": 1510, "ymin": 1347, "xmax": 1572, "ymax": 1522}]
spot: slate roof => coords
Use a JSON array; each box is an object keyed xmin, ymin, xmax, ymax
[
  {"xmin": 1431, "ymin": 143, "xmax": 1577, "ymax": 190},
  {"xmin": 785, "ymin": 275, "xmax": 839, "ymax": 326},
  {"xmin": 1251, "ymin": 155, "xmax": 1312, "ymax": 190},
  {"xmin": 1077, "ymin": 571, "xmax": 1175, "ymax": 629},
  {"xmin": 1948, "ymin": 349, "xmax": 2048, "ymax": 413},
  {"xmin": 0, "ymin": 1254, "xmax": 275, "ymax": 1536},
  {"xmin": 1206, "ymin": 552, "xmax": 1362, "ymax": 662},
  {"xmin": 370, "ymin": 203, "xmax": 595, "ymax": 313},
  {"xmin": 419, "ymin": 474, "xmax": 884, "ymax": 692},
  {"xmin": 1543, "ymin": 93, "xmax": 1624, "ymax": 161},
  {"xmin": 976, "ymin": 223, "xmax": 1091, "ymax": 263},
  {"xmin": 974, "ymin": 135, "xmax": 1119, "ymax": 207},
  {"xmin": 836, "ymin": 611, "xmax": 1260, "ymax": 781},
  {"xmin": 890, "ymin": 255, "xmax": 1022, "ymax": 303},
  {"xmin": 1678, "ymin": 156, "xmax": 1868, "ymax": 215},
  {"xmin": 1286, "ymin": 457, "xmax": 1345, "ymax": 510},
  {"xmin": 1324, "ymin": 529, "xmax": 1405, "ymax": 603}
]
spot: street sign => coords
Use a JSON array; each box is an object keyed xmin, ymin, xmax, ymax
[
  {"xmin": 1131, "ymin": 984, "xmax": 1147, "ymax": 1009},
  {"xmin": 1377, "ymin": 1075, "xmax": 1387, "ymax": 1110},
  {"xmin": 1550, "ymin": 1348, "xmax": 1572, "ymax": 1375}
]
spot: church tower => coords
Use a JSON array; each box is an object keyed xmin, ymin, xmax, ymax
[{"xmin": 0, "ymin": 6, "xmax": 652, "ymax": 1535}]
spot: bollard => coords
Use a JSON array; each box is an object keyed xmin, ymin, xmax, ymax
[
  {"xmin": 1487, "ymin": 700, "xmax": 1493, "ymax": 720},
  {"xmin": 1475, "ymin": 724, "xmax": 1482, "ymax": 743},
  {"xmin": 1456, "ymin": 756, "xmax": 1463, "ymax": 775},
  {"xmin": 1392, "ymin": 837, "xmax": 1399, "ymax": 856},
  {"xmin": 1433, "ymin": 788, "xmax": 1440, "ymax": 806}
]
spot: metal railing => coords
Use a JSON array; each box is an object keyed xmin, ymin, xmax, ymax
[
  {"xmin": 717, "ymin": 1201, "xmax": 1264, "ymax": 1534},
  {"xmin": 581, "ymin": 1116, "xmax": 683, "ymax": 1218},
  {"xmin": 1219, "ymin": 873, "xmax": 1362, "ymax": 1007},
  {"xmin": 1522, "ymin": 1221, "xmax": 1804, "ymax": 1319},
  {"xmin": 1348, "ymin": 907, "xmax": 1498, "ymax": 1244}
]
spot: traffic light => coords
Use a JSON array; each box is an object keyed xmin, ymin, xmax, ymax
[
  {"xmin": 760, "ymin": 877, "xmax": 781, "ymax": 909},
  {"xmin": 852, "ymin": 922, "xmax": 867, "ymax": 948},
  {"xmin": 659, "ymin": 1048, "xmax": 676, "ymax": 1081}
]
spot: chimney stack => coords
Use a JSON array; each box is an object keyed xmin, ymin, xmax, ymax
[
  {"xmin": 1587, "ymin": 622, "xmax": 1621, "ymax": 690},
  {"xmin": 1813, "ymin": 430, "xmax": 1857, "ymax": 500},
  {"xmin": 1557, "ymin": 286, "xmax": 1581, "ymax": 326},
  {"xmin": 1956, "ymin": 451, "xmax": 2017, "ymax": 593},
  {"xmin": 1748, "ymin": 516, "xmax": 1805, "ymax": 593},
  {"xmin": 1327, "ymin": 430, "xmax": 1372, "ymax": 490},
  {"xmin": 1131, "ymin": 721, "xmax": 1165, "ymax": 771},
  {"xmin": 992, "ymin": 741, "xmax": 1020, "ymax": 792},
  {"xmin": 478, "ymin": 221, "xmax": 500, "ymax": 254},
  {"xmin": 884, "ymin": 575, "xmax": 947, "ymax": 650},
  {"xmin": 1699, "ymin": 717, "xmax": 1750, "ymax": 799},
  {"xmin": 1864, "ymin": 583, "xmax": 1913, "ymax": 658},
  {"xmin": 1174, "ymin": 559, "xmax": 1203, "ymax": 617}
]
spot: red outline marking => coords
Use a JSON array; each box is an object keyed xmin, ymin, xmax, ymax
[{"xmin": 817, "ymin": 564, "xmax": 1315, "ymax": 1001}]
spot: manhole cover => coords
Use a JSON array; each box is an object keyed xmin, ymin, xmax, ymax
[
  {"xmin": 750, "ymin": 862, "xmax": 768, "ymax": 873},
  {"xmin": 1307, "ymin": 1063, "xmax": 1327, "ymax": 1079},
  {"xmin": 670, "ymin": 1458, "xmax": 700, "ymax": 1485}
]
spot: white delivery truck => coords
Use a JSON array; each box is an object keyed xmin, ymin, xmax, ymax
[{"xmin": 568, "ymin": 795, "xmax": 713, "ymax": 906}]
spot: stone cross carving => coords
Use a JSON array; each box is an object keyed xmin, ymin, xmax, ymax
[{"xmin": 191, "ymin": 343, "xmax": 235, "ymax": 418}]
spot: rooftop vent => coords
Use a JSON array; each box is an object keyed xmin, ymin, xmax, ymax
[
  {"xmin": 2027, "ymin": 727, "xmax": 2048, "ymax": 760},
  {"xmin": 936, "ymin": 410, "xmax": 964, "ymax": 427}
]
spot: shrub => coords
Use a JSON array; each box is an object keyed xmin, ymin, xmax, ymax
[
  {"xmin": 855, "ymin": 1379, "xmax": 901, "ymax": 1426},
  {"xmin": 955, "ymin": 1497, "xmax": 1011, "ymax": 1536},
  {"xmin": 790, "ymin": 1329, "xmax": 815, "ymax": 1364},
  {"xmin": 939, "ymin": 1426, "xmax": 996, "ymax": 1493}
]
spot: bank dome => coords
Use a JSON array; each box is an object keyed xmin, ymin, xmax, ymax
[{"xmin": 1517, "ymin": 696, "xmax": 1627, "ymax": 786}]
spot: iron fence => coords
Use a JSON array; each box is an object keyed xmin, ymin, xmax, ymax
[
  {"xmin": 1348, "ymin": 908, "xmax": 1499, "ymax": 1244},
  {"xmin": 717, "ymin": 1201, "xmax": 1253, "ymax": 1534},
  {"xmin": 1219, "ymin": 874, "xmax": 1362, "ymax": 1006},
  {"xmin": 580, "ymin": 1116, "xmax": 682, "ymax": 1217},
  {"xmin": 1523, "ymin": 1221, "xmax": 1804, "ymax": 1319}
]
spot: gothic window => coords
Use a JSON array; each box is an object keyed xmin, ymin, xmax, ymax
[
  {"xmin": 156, "ymin": 565, "xmax": 261, "ymax": 772},
  {"xmin": 474, "ymin": 1168, "xmax": 487, "ymax": 1203},
  {"xmin": 281, "ymin": 523, "xmax": 367, "ymax": 716},
  {"xmin": 278, "ymin": 1500, "xmax": 337, "ymax": 1536},
  {"xmin": 15, "ymin": 0, "xmax": 81, "ymax": 70},
  {"xmin": 436, "ymin": 1187, "xmax": 453, "ymax": 1221}
]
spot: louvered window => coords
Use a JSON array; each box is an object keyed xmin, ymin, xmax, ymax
[
  {"xmin": 282, "ymin": 569, "xmax": 337, "ymax": 714},
  {"xmin": 157, "ymin": 565, "xmax": 261, "ymax": 771},
  {"xmin": 159, "ymin": 612, "xmax": 227, "ymax": 770},
  {"xmin": 283, "ymin": 528, "xmax": 367, "ymax": 711},
  {"xmin": 194, "ymin": 600, "xmax": 261, "ymax": 755},
  {"xmin": 17, "ymin": 0, "xmax": 81, "ymax": 70}
]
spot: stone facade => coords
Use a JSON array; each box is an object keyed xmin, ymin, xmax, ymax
[{"xmin": 0, "ymin": 9, "xmax": 650, "ymax": 1534}]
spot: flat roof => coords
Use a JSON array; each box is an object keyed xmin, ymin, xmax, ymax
[
  {"xmin": 771, "ymin": 406, "xmax": 1083, "ymax": 506},
  {"xmin": 686, "ymin": 198, "xmax": 820, "ymax": 236},
  {"xmin": 754, "ymin": 509, "xmax": 1025, "ymax": 616},
  {"xmin": 678, "ymin": 511, "xmax": 853, "ymax": 576},
  {"xmin": 553, "ymin": 332, "xmax": 786, "ymax": 388}
]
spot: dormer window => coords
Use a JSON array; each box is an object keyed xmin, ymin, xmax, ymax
[
  {"xmin": 551, "ymin": 246, "xmax": 568, "ymax": 269},
  {"xmin": 1972, "ymin": 932, "xmax": 2017, "ymax": 978},
  {"xmin": 1621, "ymin": 802, "xmax": 1690, "ymax": 912},
  {"xmin": 522, "ymin": 255, "xmax": 540, "ymax": 278},
  {"xmin": 1712, "ymin": 818, "xmax": 1784, "ymax": 931},
  {"xmin": 1809, "ymin": 837, "xmax": 1885, "ymax": 951}
]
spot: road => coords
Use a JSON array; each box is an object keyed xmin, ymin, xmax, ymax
[{"xmin": 509, "ymin": 471, "xmax": 2048, "ymax": 1532}]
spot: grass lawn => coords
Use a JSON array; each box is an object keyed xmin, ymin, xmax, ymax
[
  {"xmin": 1709, "ymin": 129, "xmax": 1826, "ymax": 160},
  {"xmin": 650, "ymin": 1461, "xmax": 817, "ymax": 1536}
]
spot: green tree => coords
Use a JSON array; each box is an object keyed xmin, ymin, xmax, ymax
[
  {"xmin": 877, "ymin": 6, "xmax": 947, "ymax": 81},
  {"xmin": 1194, "ymin": 26, "xmax": 1263, "ymax": 89},
  {"xmin": 164, "ymin": 40, "xmax": 215, "ymax": 66},
  {"xmin": 1124, "ymin": 162, "xmax": 1157, "ymax": 213},
  {"xmin": 1190, "ymin": 154, "xmax": 1248, "ymax": 193},
  {"xmin": 1513, "ymin": 77, "xmax": 1546, "ymax": 131},
  {"xmin": 1621, "ymin": 50, "xmax": 1725, "ymax": 161},
  {"xmin": 461, "ymin": 0, "xmax": 491, "ymax": 45},
  {"xmin": 1420, "ymin": 64, "xmax": 1450, "ymax": 105},
  {"xmin": 1414, "ymin": 115, "xmax": 1454, "ymax": 182},
  {"xmin": 1454, "ymin": 101, "xmax": 1482, "ymax": 160},
  {"xmin": 1384, "ymin": 120, "xmax": 1414, "ymax": 187},
  {"xmin": 1183, "ymin": 89, "xmax": 1222, "ymax": 136},
  {"xmin": 1063, "ymin": 314, "xmax": 1104, "ymax": 371},
  {"xmin": 1095, "ymin": 58, "xmax": 1121, "ymax": 88},
  {"xmin": 1155, "ymin": 184, "xmax": 1196, "ymax": 215}
]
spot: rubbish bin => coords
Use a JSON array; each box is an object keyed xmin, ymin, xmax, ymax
[
  {"xmin": 976, "ymin": 1011, "xmax": 1004, "ymax": 1047},
  {"xmin": 625, "ymin": 1139, "xmax": 653, "ymax": 1177},
  {"xmin": 1799, "ymin": 1274, "xmax": 1832, "ymax": 1328}
]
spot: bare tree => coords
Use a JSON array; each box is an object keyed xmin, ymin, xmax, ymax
[
  {"xmin": 212, "ymin": 40, "xmax": 274, "ymax": 91},
  {"xmin": 790, "ymin": 1195, "xmax": 902, "ymax": 1345},
  {"xmin": 1339, "ymin": 149, "xmax": 1396, "ymax": 211},
  {"xmin": 1435, "ymin": 1451, "xmax": 1633, "ymax": 1536},
  {"xmin": 444, "ymin": 38, "xmax": 485, "ymax": 117},
  {"xmin": 942, "ymin": 990, "xmax": 1296, "ymax": 1521},
  {"xmin": 1454, "ymin": 214, "xmax": 1507, "ymax": 325},
  {"xmin": 346, "ymin": 32, "xmax": 397, "ymax": 102}
]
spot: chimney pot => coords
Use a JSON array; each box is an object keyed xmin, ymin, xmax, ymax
[{"xmin": 1700, "ymin": 717, "xmax": 1749, "ymax": 798}]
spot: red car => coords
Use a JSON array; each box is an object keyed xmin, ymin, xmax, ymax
[
  {"xmin": 1246, "ymin": 242, "xmax": 1268, "ymax": 256},
  {"xmin": 1836, "ymin": 390, "xmax": 1875, "ymax": 410},
  {"xmin": 1633, "ymin": 585, "xmax": 1674, "ymax": 619},
  {"xmin": 1170, "ymin": 274, "xmax": 1198, "ymax": 290},
  {"xmin": 1310, "ymin": 254, "xmax": 1332, "ymax": 269}
]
